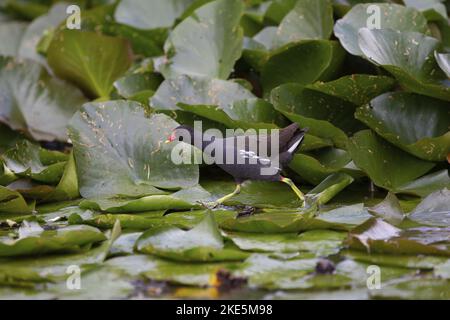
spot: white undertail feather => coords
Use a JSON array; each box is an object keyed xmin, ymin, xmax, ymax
[{"xmin": 287, "ymin": 136, "xmax": 304, "ymax": 154}]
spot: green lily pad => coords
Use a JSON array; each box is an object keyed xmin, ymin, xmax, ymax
[
  {"xmin": 271, "ymin": 83, "xmax": 358, "ymax": 149},
  {"xmin": 358, "ymin": 28, "xmax": 450, "ymax": 101},
  {"xmin": 109, "ymin": 232, "xmax": 142, "ymax": 256},
  {"xmin": 220, "ymin": 209, "xmax": 316, "ymax": 234},
  {"xmin": 394, "ymin": 170, "xmax": 450, "ymax": 197},
  {"xmin": 347, "ymin": 218, "xmax": 450, "ymax": 256},
  {"xmin": 151, "ymin": 75, "xmax": 255, "ymax": 111},
  {"xmin": 307, "ymin": 75, "xmax": 396, "ymax": 106},
  {"xmin": 80, "ymin": 186, "xmax": 210, "ymax": 213},
  {"xmin": 47, "ymin": 29, "xmax": 132, "ymax": 98},
  {"xmin": 114, "ymin": 72, "xmax": 162, "ymax": 101},
  {"xmin": 136, "ymin": 213, "xmax": 249, "ymax": 262},
  {"xmin": 114, "ymin": 0, "xmax": 195, "ymax": 30},
  {"xmin": 356, "ymin": 92, "xmax": 450, "ymax": 162},
  {"xmin": 334, "ymin": 3, "xmax": 429, "ymax": 56},
  {"xmin": 0, "ymin": 58, "xmax": 87, "ymax": 141},
  {"xmin": 347, "ymin": 130, "xmax": 436, "ymax": 191},
  {"xmin": 264, "ymin": 0, "xmax": 297, "ymax": 25},
  {"xmin": 69, "ymin": 210, "xmax": 167, "ymax": 230},
  {"xmin": 2, "ymin": 140, "xmax": 67, "ymax": 184},
  {"xmin": 313, "ymin": 203, "xmax": 373, "ymax": 230},
  {"xmin": 261, "ymin": 40, "xmax": 345, "ymax": 94},
  {"xmin": 0, "ymin": 124, "xmax": 23, "ymax": 153},
  {"xmin": 106, "ymin": 254, "xmax": 227, "ymax": 286},
  {"xmin": 306, "ymin": 172, "xmax": 355, "ymax": 206},
  {"xmin": 0, "ymin": 223, "xmax": 106, "ymax": 257},
  {"xmin": 18, "ymin": 3, "xmax": 66, "ymax": 65},
  {"xmin": 44, "ymin": 151, "xmax": 80, "ymax": 202},
  {"xmin": 202, "ymin": 179, "xmax": 304, "ymax": 208},
  {"xmin": 371, "ymin": 277, "xmax": 450, "ymax": 300},
  {"xmin": 156, "ymin": 65, "xmax": 243, "ymax": 112},
  {"xmin": 160, "ymin": 0, "xmax": 244, "ymax": 79},
  {"xmin": 0, "ymin": 221, "xmax": 120, "ymax": 285},
  {"xmin": 233, "ymin": 253, "xmax": 317, "ymax": 289},
  {"xmin": 409, "ymin": 189, "xmax": 450, "ymax": 227},
  {"xmin": 344, "ymin": 249, "xmax": 449, "ymax": 270},
  {"xmin": 289, "ymin": 148, "xmax": 353, "ymax": 185},
  {"xmin": 225, "ymin": 229, "xmax": 346, "ymax": 256},
  {"xmin": 68, "ymin": 100, "xmax": 199, "ymax": 198},
  {"xmin": 404, "ymin": 0, "xmax": 448, "ymax": 21},
  {"xmin": 368, "ymin": 192, "xmax": 404, "ymax": 226},
  {"xmin": 0, "ymin": 185, "xmax": 34, "ymax": 215},
  {"xmin": 435, "ymin": 52, "xmax": 450, "ymax": 78},
  {"xmin": 47, "ymin": 265, "xmax": 135, "ymax": 300},
  {"xmin": 276, "ymin": 0, "xmax": 333, "ymax": 46},
  {"xmin": 178, "ymin": 98, "xmax": 286, "ymax": 130}
]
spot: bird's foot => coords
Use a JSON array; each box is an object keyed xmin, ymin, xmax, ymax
[{"xmin": 237, "ymin": 206, "xmax": 256, "ymax": 218}]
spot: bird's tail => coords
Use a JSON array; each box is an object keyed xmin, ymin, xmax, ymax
[{"xmin": 285, "ymin": 127, "xmax": 309, "ymax": 155}]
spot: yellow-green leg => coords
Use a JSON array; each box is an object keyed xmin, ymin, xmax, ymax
[
  {"xmin": 215, "ymin": 184, "xmax": 241, "ymax": 206},
  {"xmin": 281, "ymin": 177, "xmax": 305, "ymax": 206}
]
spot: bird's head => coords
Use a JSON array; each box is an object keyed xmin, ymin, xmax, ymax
[{"xmin": 165, "ymin": 125, "xmax": 195, "ymax": 145}]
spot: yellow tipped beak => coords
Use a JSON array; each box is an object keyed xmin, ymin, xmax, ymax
[{"xmin": 164, "ymin": 140, "xmax": 171, "ymax": 144}]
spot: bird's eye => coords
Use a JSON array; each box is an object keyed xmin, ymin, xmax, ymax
[{"xmin": 179, "ymin": 136, "xmax": 184, "ymax": 141}]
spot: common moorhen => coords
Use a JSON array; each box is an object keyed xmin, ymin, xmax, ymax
[{"xmin": 167, "ymin": 123, "xmax": 308, "ymax": 207}]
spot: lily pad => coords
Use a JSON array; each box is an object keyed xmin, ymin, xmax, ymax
[
  {"xmin": 0, "ymin": 185, "xmax": 34, "ymax": 215},
  {"xmin": 0, "ymin": 221, "xmax": 120, "ymax": 284},
  {"xmin": 106, "ymin": 254, "xmax": 227, "ymax": 286},
  {"xmin": 1, "ymin": 140, "xmax": 67, "ymax": 184},
  {"xmin": 344, "ymin": 249, "xmax": 449, "ymax": 270},
  {"xmin": 178, "ymin": 98, "xmax": 286, "ymax": 130},
  {"xmin": 0, "ymin": 58, "xmax": 87, "ymax": 141},
  {"xmin": 370, "ymin": 277, "xmax": 450, "ymax": 300},
  {"xmin": 334, "ymin": 3, "xmax": 429, "ymax": 56},
  {"xmin": 289, "ymin": 148, "xmax": 353, "ymax": 185},
  {"xmin": 151, "ymin": 74, "xmax": 255, "ymax": 111},
  {"xmin": 435, "ymin": 52, "xmax": 450, "ymax": 78},
  {"xmin": 313, "ymin": 203, "xmax": 373, "ymax": 230},
  {"xmin": 347, "ymin": 130, "xmax": 436, "ymax": 191},
  {"xmin": 114, "ymin": 0, "xmax": 195, "ymax": 30},
  {"xmin": 356, "ymin": 92, "xmax": 450, "ymax": 162},
  {"xmin": 233, "ymin": 253, "xmax": 317, "ymax": 289},
  {"xmin": 276, "ymin": 0, "xmax": 333, "ymax": 46},
  {"xmin": 68, "ymin": 100, "xmax": 199, "ymax": 198},
  {"xmin": 202, "ymin": 179, "xmax": 304, "ymax": 208},
  {"xmin": 409, "ymin": 189, "xmax": 450, "ymax": 227},
  {"xmin": 136, "ymin": 213, "xmax": 249, "ymax": 262},
  {"xmin": 0, "ymin": 223, "xmax": 106, "ymax": 257},
  {"xmin": 160, "ymin": 0, "xmax": 244, "ymax": 80},
  {"xmin": 80, "ymin": 186, "xmax": 210, "ymax": 213},
  {"xmin": 404, "ymin": 0, "xmax": 448, "ymax": 21},
  {"xmin": 225, "ymin": 229, "xmax": 346, "ymax": 256},
  {"xmin": 394, "ymin": 170, "xmax": 450, "ymax": 197},
  {"xmin": 47, "ymin": 29, "xmax": 132, "ymax": 98},
  {"xmin": 368, "ymin": 193, "xmax": 404, "ymax": 226},
  {"xmin": 347, "ymin": 218, "xmax": 450, "ymax": 256},
  {"xmin": 69, "ymin": 210, "xmax": 167, "ymax": 230},
  {"xmin": 307, "ymin": 75, "xmax": 396, "ymax": 106},
  {"xmin": 261, "ymin": 40, "xmax": 345, "ymax": 94},
  {"xmin": 18, "ymin": 3, "xmax": 66, "ymax": 65},
  {"xmin": 306, "ymin": 172, "xmax": 355, "ymax": 206},
  {"xmin": 271, "ymin": 84, "xmax": 351, "ymax": 149},
  {"xmin": 358, "ymin": 28, "xmax": 450, "ymax": 101}
]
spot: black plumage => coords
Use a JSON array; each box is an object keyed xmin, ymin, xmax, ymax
[{"xmin": 168, "ymin": 123, "xmax": 308, "ymax": 206}]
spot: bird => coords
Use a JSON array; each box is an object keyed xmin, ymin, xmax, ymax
[{"xmin": 166, "ymin": 123, "xmax": 308, "ymax": 207}]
